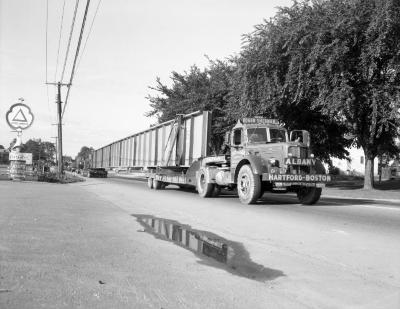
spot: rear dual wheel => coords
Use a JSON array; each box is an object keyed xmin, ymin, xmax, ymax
[
  {"xmin": 148, "ymin": 178, "xmax": 166, "ymax": 190},
  {"xmin": 197, "ymin": 169, "xmax": 214, "ymax": 197},
  {"xmin": 147, "ymin": 177, "xmax": 154, "ymax": 189},
  {"xmin": 154, "ymin": 179, "xmax": 163, "ymax": 190},
  {"xmin": 212, "ymin": 185, "xmax": 221, "ymax": 197}
]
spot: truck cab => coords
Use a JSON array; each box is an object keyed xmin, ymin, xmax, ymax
[{"xmin": 197, "ymin": 117, "xmax": 330, "ymax": 205}]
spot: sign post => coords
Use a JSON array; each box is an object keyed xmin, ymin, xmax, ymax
[{"xmin": 5, "ymin": 98, "xmax": 34, "ymax": 181}]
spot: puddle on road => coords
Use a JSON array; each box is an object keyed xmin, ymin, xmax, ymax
[{"xmin": 132, "ymin": 214, "xmax": 284, "ymax": 282}]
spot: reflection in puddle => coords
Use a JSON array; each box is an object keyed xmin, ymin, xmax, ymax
[{"xmin": 132, "ymin": 214, "xmax": 284, "ymax": 282}]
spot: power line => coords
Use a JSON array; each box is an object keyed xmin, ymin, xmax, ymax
[
  {"xmin": 54, "ymin": 0, "xmax": 67, "ymax": 82},
  {"xmin": 76, "ymin": 0, "xmax": 102, "ymax": 70},
  {"xmin": 62, "ymin": 0, "xmax": 91, "ymax": 118},
  {"xmin": 45, "ymin": 0, "xmax": 49, "ymax": 83},
  {"xmin": 60, "ymin": 0, "xmax": 80, "ymax": 83},
  {"xmin": 63, "ymin": 0, "xmax": 102, "ymax": 118},
  {"xmin": 45, "ymin": 0, "xmax": 54, "ymax": 127}
]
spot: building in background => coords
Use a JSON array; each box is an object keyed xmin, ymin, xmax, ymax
[
  {"xmin": 331, "ymin": 145, "xmax": 400, "ymax": 179},
  {"xmin": 331, "ymin": 147, "xmax": 378, "ymax": 176}
]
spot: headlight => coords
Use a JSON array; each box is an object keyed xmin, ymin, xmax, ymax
[{"xmin": 269, "ymin": 158, "xmax": 280, "ymax": 167}]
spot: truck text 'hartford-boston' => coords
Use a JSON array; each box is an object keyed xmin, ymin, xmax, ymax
[{"xmin": 92, "ymin": 111, "xmax": 331, "ymax": 204}]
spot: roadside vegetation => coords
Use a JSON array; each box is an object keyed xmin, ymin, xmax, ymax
[{"xmin": 146, "ymin": 0, "xmax": 400, "ymax": 190}]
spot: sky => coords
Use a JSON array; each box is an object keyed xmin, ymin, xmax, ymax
[{"xmin": 0, "ymin": 0, "xmax": 292, "ymax": 157}]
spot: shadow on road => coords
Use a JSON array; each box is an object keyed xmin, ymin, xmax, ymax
[
  {"xmin": 317, "ymin": 197, "xmax": 399, "ymax": 207},
  {"xmin": 132, "ymin": 214, "xmax": 285, "ymax": 282},
  {"xmin": 109, "ymin": 175, "xmax": 399, "ymax": 207},
  {"xmin": 327, "ymin": 178, "xmax": 400, "ymax": 191}
]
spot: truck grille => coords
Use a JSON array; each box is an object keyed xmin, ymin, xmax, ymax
[{"xmin": 288, "ymin": 146, "xmax": 308, "ymax": 158}]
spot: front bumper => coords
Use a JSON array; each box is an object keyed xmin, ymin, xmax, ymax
[{"xmin": 262, "ymin": 173, "xmax": 331, "ymax": 183}]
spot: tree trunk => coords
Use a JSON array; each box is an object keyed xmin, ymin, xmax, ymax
[{"xmin": 363, "ymin": 153, "xmax": 375, "ymax": 189}]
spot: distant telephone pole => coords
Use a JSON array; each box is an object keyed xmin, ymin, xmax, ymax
[
  {"xmin": 47, "ymin": 82, "xmax": 70, "ymax": 176},
  {"xmin": 51, "ymin": 136, "xmax": 58, "ymax": 165}
]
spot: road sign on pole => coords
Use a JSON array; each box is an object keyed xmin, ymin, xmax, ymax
[
  {"xmin": 6, "ymin": 103, "xmax": 34, "ymax": 131},
  {"xmin": 5, "ymin": 99, "xmax": 34, "ymax": 181},
  {"xmin": 9, "ymin": 152, "xmax": 33, "ymax": 165}
]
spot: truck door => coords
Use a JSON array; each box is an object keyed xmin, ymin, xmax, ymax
[{"xmin": 231, "ymin": 128, "xmax": 245, "ymax": 173}]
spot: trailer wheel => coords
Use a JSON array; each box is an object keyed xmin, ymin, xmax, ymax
[
  {"xmin": 147, "ymin": 178, "xmax": 154, "ymax": 189},
  {"xmin": 212, "ymin": 185, "xmax": 221, "ymax": 197},
  {"xmin": 297, "ymin": 187, "xmax": 321, "ymax": 205},
  {"xmin": 237, "ymin": 165, "xmax": 261, "ymax": 204},
  {"xmin": 197, "ymin": 169, "xmax": 214, "ymax": 198},
  {"xmin": 154, "ymin": 179, "xmax": 163, "ymax": 190}
]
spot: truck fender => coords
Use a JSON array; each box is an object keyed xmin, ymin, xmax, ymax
[
  {"xmin": 234, "ymin": 155, "xmax": 263, "ymax": 183},
  {"xmin": 196, "ymin": 166, "xmax": 218, "ymax": 183}
]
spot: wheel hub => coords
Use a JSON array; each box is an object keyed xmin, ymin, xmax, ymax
[{"xmin": 239, "ymin": 175, "xmax": 250, "ymax": 196}]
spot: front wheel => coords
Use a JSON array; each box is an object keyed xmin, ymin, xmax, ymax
[
  {"xmin": 237, "ymin": 165, "xmax": 261, "ymax": 204},
  {"xmin": 297, "ymin": 187, "xmax": 321, "ymax": 205}
]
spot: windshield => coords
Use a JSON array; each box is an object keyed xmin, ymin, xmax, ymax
[
  {"xmin": 269, "ymin": 128, "xmax": 287, "ymax": 142},
  {"xmin": 247, "ymin": 128, "xmax": 268, "ymax": 143}
]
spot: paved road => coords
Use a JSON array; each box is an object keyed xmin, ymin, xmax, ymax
[{"xmin": 1, "ymin": 178, "xmax": 399, "ymax": 308}]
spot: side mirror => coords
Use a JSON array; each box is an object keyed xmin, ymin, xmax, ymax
[
  {"xmin": 302, "ymin": 131, "xmax": 310, "ymax": 147},
  {"xmin": 224, "ymin": 131, "xmax": 231, "ymax": 146}
]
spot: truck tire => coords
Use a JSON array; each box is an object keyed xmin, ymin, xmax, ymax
[
  {"xmin": 147, "ymin": 178, "xmax": 154, "ymax": 189},
  {"xmin": 237, "ymin": 164, "xmax": 261, "ymax": 204},
  {"xmin": 197, "ymin": 169, "xmax": 214, "ymax": 198},
  {"xmin": 297, "ymin": 187, "xmax": 322, "ymax": 205},
  {"xmin": 154, "ymin": 179, "xmax": 163, "ymax": 190},
  {"xmin": 212, "ymin": 185, "xmax": 221, "ymax": 197}
]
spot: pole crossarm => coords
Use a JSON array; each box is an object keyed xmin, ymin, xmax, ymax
[{"xmin": 46, "ymin": 82, "xmax": 71, "ymax": 87}]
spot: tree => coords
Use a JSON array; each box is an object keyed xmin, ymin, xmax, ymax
[
  {"xmin": 21, "ymin": 139, "xmax": 56, "ymax": 163},
  {"xmin": 297, "ymin": 0, "xmax": 400, "ymax": 188},
  {"xmin": 0, "ymin": 145, "xmax": 8, "ymax": 164},
  {"xmin": 230, "ymin": 0, "xmax": 400, "ymax": 188},
  {"xmin": 146, "ymin": 58, "xmax": 237, "ymax": 153},
  {"xmin": 227, "ymin": 1, "xmax": 352, "ymax": 163},
  {"xmin": 76, "ymin": 146, "xmax": 94, "ymax": 168}
]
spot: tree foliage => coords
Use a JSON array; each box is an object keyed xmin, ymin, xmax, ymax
[
  {"xmin": 146, "ymin": 59, "xmax": 237, "ymax": 153},
  {"xmin": 146, "ymin": 0, "xmax": 400, "ymax": 188},
  {"xmin": 76, "ymin": 146, "xmax": 94, "ymax": 168},
  {"xmin": 276, "ymin": 0, "xmax": 400, "ymax": 187},
  {"xmin": 229, "ymin": 1, "xmax": 368, "ymax": 162},
  {"xmin": 21, "ymin": 139, "xmax": 56, "ymax": 163}
]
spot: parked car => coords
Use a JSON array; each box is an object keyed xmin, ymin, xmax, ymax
[{"xmin": 82, "ymin": 168, "xmax": 108, "ymax": 178}]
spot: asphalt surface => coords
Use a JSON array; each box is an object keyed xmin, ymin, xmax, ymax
[{"xmin": 1, "ymin": 177, "xmax": 399, "ymax": 308}]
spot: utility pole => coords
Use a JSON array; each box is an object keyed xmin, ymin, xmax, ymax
[
  {"xmin": 56, "ymin": 82, "xmax": 63, "ymax": 175},
  {"xmin": 51, "ymin": 136, "xmax": 58, "ymax": 165},
  {"xmin": 47, "ymin": 82, "xmax": 70, "ymax": 177}
]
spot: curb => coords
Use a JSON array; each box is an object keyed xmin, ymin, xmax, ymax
[{"xmin": 322, "ymin": 194, "xmax": 400, "ymax": 204}]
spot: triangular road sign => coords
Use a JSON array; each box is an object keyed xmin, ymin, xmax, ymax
[{"xmin": 12, "ymin": 108, "xmax": 28, "ymax": 122}]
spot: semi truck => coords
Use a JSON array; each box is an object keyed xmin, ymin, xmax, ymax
[{"xmin": 92, "ymin": 111, "xmax": 331, "ymax": 205}]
